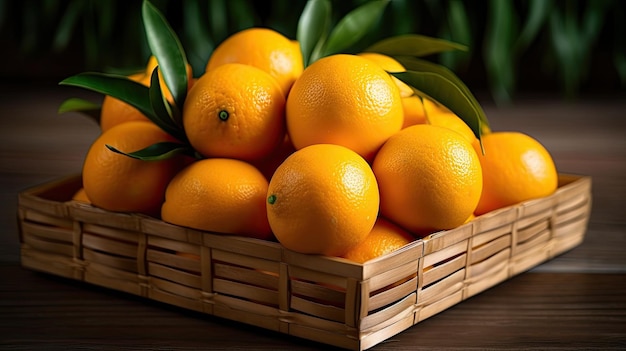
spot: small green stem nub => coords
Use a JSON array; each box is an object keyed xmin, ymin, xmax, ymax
[
  {"xmin": 267, "ymin": 194, "xmax": 276, "ymax": 205},
  {"xmin": 218, "ymin": 110, "xmax": 229, "ymax": 121}
]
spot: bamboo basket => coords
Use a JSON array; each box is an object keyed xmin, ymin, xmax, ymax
[{"xmin": 18, "ymin": 173, "xmax": 591, "ymax": 350}]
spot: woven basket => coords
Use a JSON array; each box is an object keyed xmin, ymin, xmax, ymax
[{"xmin": 18, "ymin": 173, "xmax": 591, "ymax": 350}]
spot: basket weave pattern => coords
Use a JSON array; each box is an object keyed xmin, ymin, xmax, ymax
[{"xmin": 18, "ymin": 174, "xmax": 591, "ymax": 350}]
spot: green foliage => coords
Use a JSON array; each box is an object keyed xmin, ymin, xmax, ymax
[
  {"xmin": 57, "ymin": 98, "xmax": 101, "ymax": 123},
  {"xmin": 297, "ymin": 0, "xmax": 332, "ymax": 67},
  {"xmin": 142, "ymin": 0, "xmax": 189, "ymax": 110},
  {"xmin": 366, "ymin": 35, "xmax": 467, "ymax": 57},
  {"xmin": 318, "ymin": 0, "xmax": 389, "ymax": 59},
  {"xmin": 60, "ymin": 1, "xmax": 194, "ymax": 161},
  {"xmin": 106, "ymin": 141, "xmax": 196, "ymax": 161},
  {"xmin": 4, "ymin": 0, "xmax": 623, "ymax": 101},
  {"xmin": 57, "ymin": 0, "xmax": 489, "ymax": 161},
  {"xmin": 394, "ymin": 56, "xmax": 489, "ymax": 136}
]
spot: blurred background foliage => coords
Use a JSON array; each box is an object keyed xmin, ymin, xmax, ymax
[{"xmin": 0, "ymin": 0, "xmax": 624, "ymax": 104}]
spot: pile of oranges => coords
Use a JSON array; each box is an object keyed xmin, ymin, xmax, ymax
[{"xmin": 74, "ymin": 27, "xmax": 558, "ymax": 264}]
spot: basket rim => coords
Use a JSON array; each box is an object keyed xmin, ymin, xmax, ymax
[{"xmin": 18, "ymin": 173, "xmax": 592, "ymax": 272}]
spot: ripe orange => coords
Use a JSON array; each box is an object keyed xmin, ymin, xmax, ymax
[
  {"xmin": 427, "ymin": 111, "xmax": 477, "ymax": 144},
  {"xmin": 206, "ymin": 28, "xmax": 303, "ymax": 95},
  {"xmin": 402, "ymin": 97, "xmax": 458, "ymax": 129},
  {"xmin": 266, "ymin": 144, "xmax": 380, "ymax": 256},
  {"xmin": 357, "ymin": 52, "xmax": 413, "ymax": 97},
  {"xmin": 100, "ymin": 72, "xmax": 151, "ymax": 132},
  {"xmin": 161, "ymin": 158, "xmax": 272, "ymax": 240},
  {"xmin": 342, "ymin": 217, "xmax": 414, "ymax": 264},
  {"xmin": 286, "ymin": 54, "xmax": 403, "ymax": 161},
  {"xmin": 183, "ymin": 63, "xmax": 286, "ymax": 161},
  {"xmin": 401, "ymin": 96, "xmax": 428, "ymax": 128},
  {"xmin": 372, "ymin": 124, "xmax": 483, "ymax": 236},
  {"xmin": 473, "ymin": 131, "xmax": 558, "ymax": 215},
  {"xmin": 82, "ymin": 121, "xmax": 187, "ymax": 217},
  {"xmin": 71, "ymin": 188, "xmax": 90, "ymax": 203},
  {"xmin": 251, "ymin": 135, "xmax": 296, "ymax": 181},
  {"xmin": 424, "ymin": 98, "xmax": 452, "ymax": 114}
]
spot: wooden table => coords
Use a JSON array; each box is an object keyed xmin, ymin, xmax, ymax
[{"xmin": 1, "ymin": 83, "xmax": 625, "ymax": 350}]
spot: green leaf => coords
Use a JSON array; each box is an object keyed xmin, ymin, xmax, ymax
[
  {"xmin": 57, "ymin": 98, "xmax": 101, "ymax": 124},
  {"xmin": 366, "ymin": 34, "xmax": 467, "ymax": 57},
  {"xmin": 59, "ymin": 72, "xmax": 154, "ymax": 119},
  {"xmin": 392, "ymin": 70, "xmax": 485, "ymax": 141},
  {"xmin": 106, "ymin": 141, "xmax": 196, "ymax": 161},
  {"xmin": 321, "ymin": 0, "xmax": 390, "ymax": 57},
  {"xmin": 148, "ymin": 68, "xmax": 187, "ymax": 142},
  {"xmin": 142, "ymin": 0, "xmax": 189, "ymax": 108},
  {"xmin": 395, "ymin": 56, "xmax": 489, "ymax": 130},
  {"xmin": 297, "ymin": 0, "xmax": 332, "ymax": 66}
]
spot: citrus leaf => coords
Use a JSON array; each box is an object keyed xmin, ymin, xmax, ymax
[
  {"xmin": 59, "ymin": 72, "xmax": 154, "ymax": 120},
  {"xmin": 148, "ymin": 68, "xmax": 187, "ymax": 142},
  {"xmin": 366, "ymin": 34, "xmax": 467, "ymax": 57},
  {"xmin": 142, "ymin": 0, "xmax": 189, "ymax": 108},
  {"xmin": 394, "ymin": 56, "xmax": 489, "ymax": 130},
  {"xmin": 321, "ymin": 0, "xmax": 389, "ymax": 57},
  {"xmin": 297, "ymin": 0, "xmax": 332, "ymax": 66},
  {"xmin": 106, "ymin": 141, "xmax": 196, "ymax": 161},
  {"xmin": 57, "ymin": 98, "xmax": 101, "ymax": 123},
  {"xmin": 392, "ymin": 70, "xmax": 484, "ymax": 141}
]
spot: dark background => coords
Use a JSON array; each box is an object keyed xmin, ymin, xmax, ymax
[{"xmin": 1, "ymin": 0, "xmax": 624, "ymax": 103}]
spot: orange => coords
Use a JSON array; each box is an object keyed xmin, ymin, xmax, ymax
[
  {"xmin": 71, "ymin": 188, "xmax": 90, "ymax": 203},
  {"xmin": 372, "ymin": 124, "xmax": 483, "ymax": 236},
  {"xmin": 82, "ymin": 121, "xmax": 187, "ymax": 217},
  {"xmin": 357, "ymin": 52, "xmax": 413, "ymax": 97},
  {"xmin": 401, "ymin": 96, "xmax": 428, "ymax": 128},
  {"xmin": 286, "ymin": 54, "xmax": 403, "ymax": 161},
  {"xmin": 161, "ymin": 158, "xmax": 272, "ymax": 240},
  {"xmin": 473, "ymin": 131, "xmax": 558, "ymax": 215},
  {"xmin": 358, "ymin": 53, "xmax": 466, "ymax": 133},
  {"xmin": 266, "ymin": 144, "xmax": 380, "ymax": 256},
  {"xmin": 206, "ymin": 28, "xmax": 303, "ymax": 95},
  {"xmin": 424, "ymin": 98, "xmax": 451, "ymax": 114},
  {"xmin": 251, "ymin": 135, "xmax": 296, "ymax": 181},
  {"xmin": 183, "ymin": 63, "xmax": 286, "ymax": 161},
  {"xmin": 342, "ymin": 217, "xmax": 414, "ymax": 264},
  {"xmin": 100, "ymin": 72, "xmax": 151, "ymax": 132},
  {"xmin": 427, "ymin": 111, "xmax": 477, "ymax": 144}
]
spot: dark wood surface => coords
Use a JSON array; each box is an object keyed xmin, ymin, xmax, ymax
[{"xmin": 1, "ymin": 83, "xmax": 625, "ymax": 350}]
